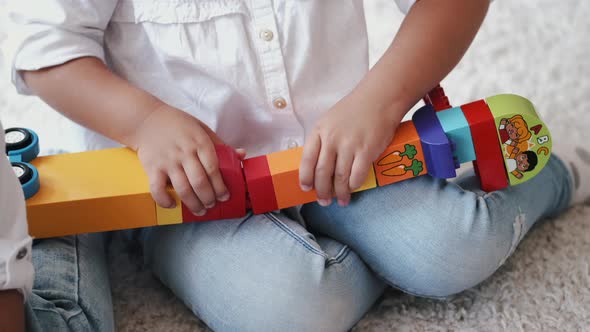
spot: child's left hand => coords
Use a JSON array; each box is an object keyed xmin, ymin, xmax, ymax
[{"xmin": 299, "ymin": 92, "xmax": 403, "ymax": 207}]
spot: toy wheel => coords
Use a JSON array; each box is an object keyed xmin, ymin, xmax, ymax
[
  {"xmin": 5, "ymin": 128, "xmax": 33, "ymax": 153},
  {"xmin": 11, "ymin": 162, "xmax": 33, "ymax": 185}
]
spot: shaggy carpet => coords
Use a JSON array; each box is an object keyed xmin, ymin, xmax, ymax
[{"xmin": 1, "ymin": 0, "xmax": 589, "ymax": 330}]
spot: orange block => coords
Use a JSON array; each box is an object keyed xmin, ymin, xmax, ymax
[
  {"xmin": 374, "ymin": 121, "xmax": 427, "ymax": 186},
  {"xmin": 266, "ymin": 147, "xmax": 303, "ymax": 175},
  {"xmin": 271, "ymin": 170, "xmax": 318, "ymax": 209},
  {"xmin": 266, "ymin": 145, "xmax": 378, "ymax": 207},
  {"xmin": 27, "ymin": 148, "xmax": 157, "ymax": 238},
  {"xmin": 267, "ymin": 148, "xmax": 314, "ymax": 208}
]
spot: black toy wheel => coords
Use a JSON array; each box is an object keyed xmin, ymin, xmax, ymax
[
  {"xmin": 5, "ymin": 127, "xmax": 33, "ymax": 153},
  {"xmin": 11, "ymin": 162, "xmax": 33, "ymax": 185}
]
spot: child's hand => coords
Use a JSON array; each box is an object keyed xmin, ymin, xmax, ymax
[
  {"xmin": 131, "ymin": 104, "xmax": 244, "ymax": 216},
  {"xmin": 299, "ymin": 93, "xmax": 401, "ymax": 207}
]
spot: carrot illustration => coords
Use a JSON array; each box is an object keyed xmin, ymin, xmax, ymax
[
  {"xmin": 377, "ymin": 144, "xmax": 418, "ymax": 166},
  {"xmin": 381, "ymin": 159, "xmax": 424, "ymax": 177}
]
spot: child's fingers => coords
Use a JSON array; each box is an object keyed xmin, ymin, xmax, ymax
[
  {"xmin": 333, "ymin": 149, "xmax": 354, "ymax": 207},
  {"xmin": 169, "ymin": 166, "xmax": 206, "ymax": 216},
  {"xmin": 314, "ymin": 142, "xmax": 336, "ymax": 206},
  {"xmin": 201, "ymin": 122, "xmax": 225, "ymax": 145},
  {"xmin": 299, "ymin": 134, "xmax": 321, "ymax": 192},
  {"xmin": 196, "ymin": 143, "xmax": 229, "ymax": 202},
  {"xmin": 149, "ymin": 170, "xmax": 176, "ymax": 209},
  {"xmin": 349, "ymin": 154, "xmax": 371, "ymax": 191},
  {"xmin": 183, "ymin": 156, "xmax": 217, "ymax": 209}
]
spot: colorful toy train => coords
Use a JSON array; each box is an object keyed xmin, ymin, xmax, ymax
[{"xmin": 5, "ymin": 89, "xmax": 552, "ymax": 238}]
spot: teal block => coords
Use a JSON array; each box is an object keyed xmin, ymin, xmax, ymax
[{"xmin": 436, "ymin": 107, "xmax": 476, "ymax": 163}]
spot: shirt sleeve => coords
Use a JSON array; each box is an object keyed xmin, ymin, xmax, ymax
[
  {"xmin": 393, "ymin": 0, "xmax": 417, "ymax": 14},
  {"xmin": 0, "ymin": 121, "xmax": 34, "ymax": 300},
  {"xmin": 5, "ymin": 0, "xmax": 119, "ymax": 95},
  {"xmin": 393, "ymin": 0, "xmax": 494, "ymax": 14}
]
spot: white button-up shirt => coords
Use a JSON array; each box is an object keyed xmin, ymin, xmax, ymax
[
  {"xmin": 0, "ymin": 120, "xmax": 34, "ymax": 299},
  {"xmin": 7, "ymin": 0, "xmax": 415, "ymax": 157}
]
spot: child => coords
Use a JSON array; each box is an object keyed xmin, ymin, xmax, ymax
[
  {"xmin": 0, "ymin": 119, "xmax": 34, "ymax": 332},
  {"xmin": 7, "ymin": 0, "xmax": 590, "ymax": 331}
]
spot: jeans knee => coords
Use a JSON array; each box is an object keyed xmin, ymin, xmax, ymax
[
  {"xmin": 384, "ymin": 233, "xmax": 508, "ymax": 298},
  {"xmin": 204, "ymin": 286, "xmax": 356, "ymax": 332}
]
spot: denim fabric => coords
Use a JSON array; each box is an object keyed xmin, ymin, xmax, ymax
[
  {"xmin": 25, "ymin": 234, "xmax": 114, "ymax": 332},
  {"xmin": 26, "ymin": 156, "xmax": 571, "ymax": 331}
]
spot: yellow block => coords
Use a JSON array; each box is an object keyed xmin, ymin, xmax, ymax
[
  {"xmin": 27, "ymin": 148, "xmax": 157, "ymax": 238},
  {"xmin": 353, "ymin": 167, "xmax": 377, "ymax": 192},
  {"xmin": 156, "ymin": 188, "xmax": 183, "ymax": 225}
]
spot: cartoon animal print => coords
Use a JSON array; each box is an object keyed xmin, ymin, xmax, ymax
[{"xmin": 499, "ymin": 115, "xmax": 532, "ymax": 156}]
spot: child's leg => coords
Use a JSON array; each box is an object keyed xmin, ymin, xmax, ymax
[
  {"xmin": 300, "ymin": 155, "xmax": 573, "ymax": 298},
  {"xmin": 25, "ymin": 233, "xmax": 115, "ymax": 332},
  {"xmin": 140, "ymin": 214, "xmax": 386, "ymax": 332}
]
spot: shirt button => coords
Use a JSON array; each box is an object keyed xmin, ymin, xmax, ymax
[
  {"xmin": 287, "ymin": 139, "xmax": 299, "ymax": 149},
  {"xmin": 273, "ymin": 97, "xmax": 287, "ymax": 109},
  {"xmin": 16, "ymin": 248, "xmax": 27, "ymax": 260},
  {"xmin": 259, "ymin": 29, "xmax": 274, "ymax": 42}
]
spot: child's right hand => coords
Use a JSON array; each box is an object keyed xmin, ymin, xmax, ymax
[{"xmin": 130, "ymin": 103, "xmax": 241, "ymax": 216}]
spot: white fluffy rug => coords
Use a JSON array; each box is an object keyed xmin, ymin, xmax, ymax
[{"xmin": 1, "ymin": 1, "xmax": 590, "ymax": 330}]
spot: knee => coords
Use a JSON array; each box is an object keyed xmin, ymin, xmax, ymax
[
  {"xmin": 26, "ymin": 294, "xmax": 113, "ymax": 332},
  {"xmin": 383, "ymin": 240, "xmax": 513, "ymax": 299},
  {"xmin": 206, "ymin": 289, "xmax": 355, "ymax": 331},
  {"xmin": 375, "ymin": 210, "xmax": 516, "ymax": 298}
]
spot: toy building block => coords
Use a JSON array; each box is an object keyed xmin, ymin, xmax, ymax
[
  {"xmin": 5, "ymin": 127, "xmax": 40, "ymax": 199},
  {"xmin": 156, "ymin": 188, "xmax": 182, "ymax": 226},
  {"xmin": 460, "ymin": 100, "xmax": 509, "ymax": 191},
  {"xmin": 8, "ymin": 93, "xmax": 553, "ymax": 238},
  {"xmin": 412, "ymin": 104, "xmax": 457, "ymax": 178},
  {"xmin": 242, "ymin": 155, "xmax": 279, "ymax": 214},
  {"xmin": 353, "ymin": 167, "xmax": 378, "ymax": 193},
  {"xmin": 485, "ymin": 95, "xmax": 552, "ymax": 186},
  {"xmin": 182, "ymin": 145, "xmax": 247, "ymax": 221},
  {"xmin": 436, "ymin": 107, "xmax": 477, "ymax": 164},
  {"xmin": 27, "ymin": 148, "xmax": 158, "ymax": 238},
  {"xmin": 374, "ymin": 121, "xmax": 427, "ymax": 186},
  {"xmin": 243, "ymin": 148, "xmax": 377, "ymax": 214},
  {"xmin": 266, "ymin": 147, "xmax": 319, "ymax": 210},
  {"xmin": 423, "ymin": 84, "xmax": 451, "ymax": 111}
]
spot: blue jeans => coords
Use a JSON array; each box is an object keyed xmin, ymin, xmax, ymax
[{"xmin": 25, "ymin": 156, "xmax": 572, "ymax": 331}]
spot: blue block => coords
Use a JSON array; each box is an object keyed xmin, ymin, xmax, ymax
[
  {"xmin": 436, "ymin": 107, "xmax": 477, "ymax": 164},
  {"xmin": 412, "ymin": 105, "xmax": 457, "ymax": 179}
]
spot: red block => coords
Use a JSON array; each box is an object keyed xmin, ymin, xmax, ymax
[
  {"xmin": 183, "ymin": 145, "xmax": 247, "ymax": 222},
  {"xmin": 424, "ymin": 84, "xmax": 452, "ymax": 112},
  {"xmin": 461, "ymin": 100, "xmax": 508, "ymax": 191},
  {"xmin": 242, "ymin": 155, "xmax": 279, "ymax": 214}
]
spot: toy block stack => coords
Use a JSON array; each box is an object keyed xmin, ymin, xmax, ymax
[{"xmin": 8, "ymin": 93, "xmax": 552, "ymax": 238}]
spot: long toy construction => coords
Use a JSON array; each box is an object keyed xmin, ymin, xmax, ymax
[{"xmin": 5, "ymin": 89, "xmax": 552, "ymax": 238}]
